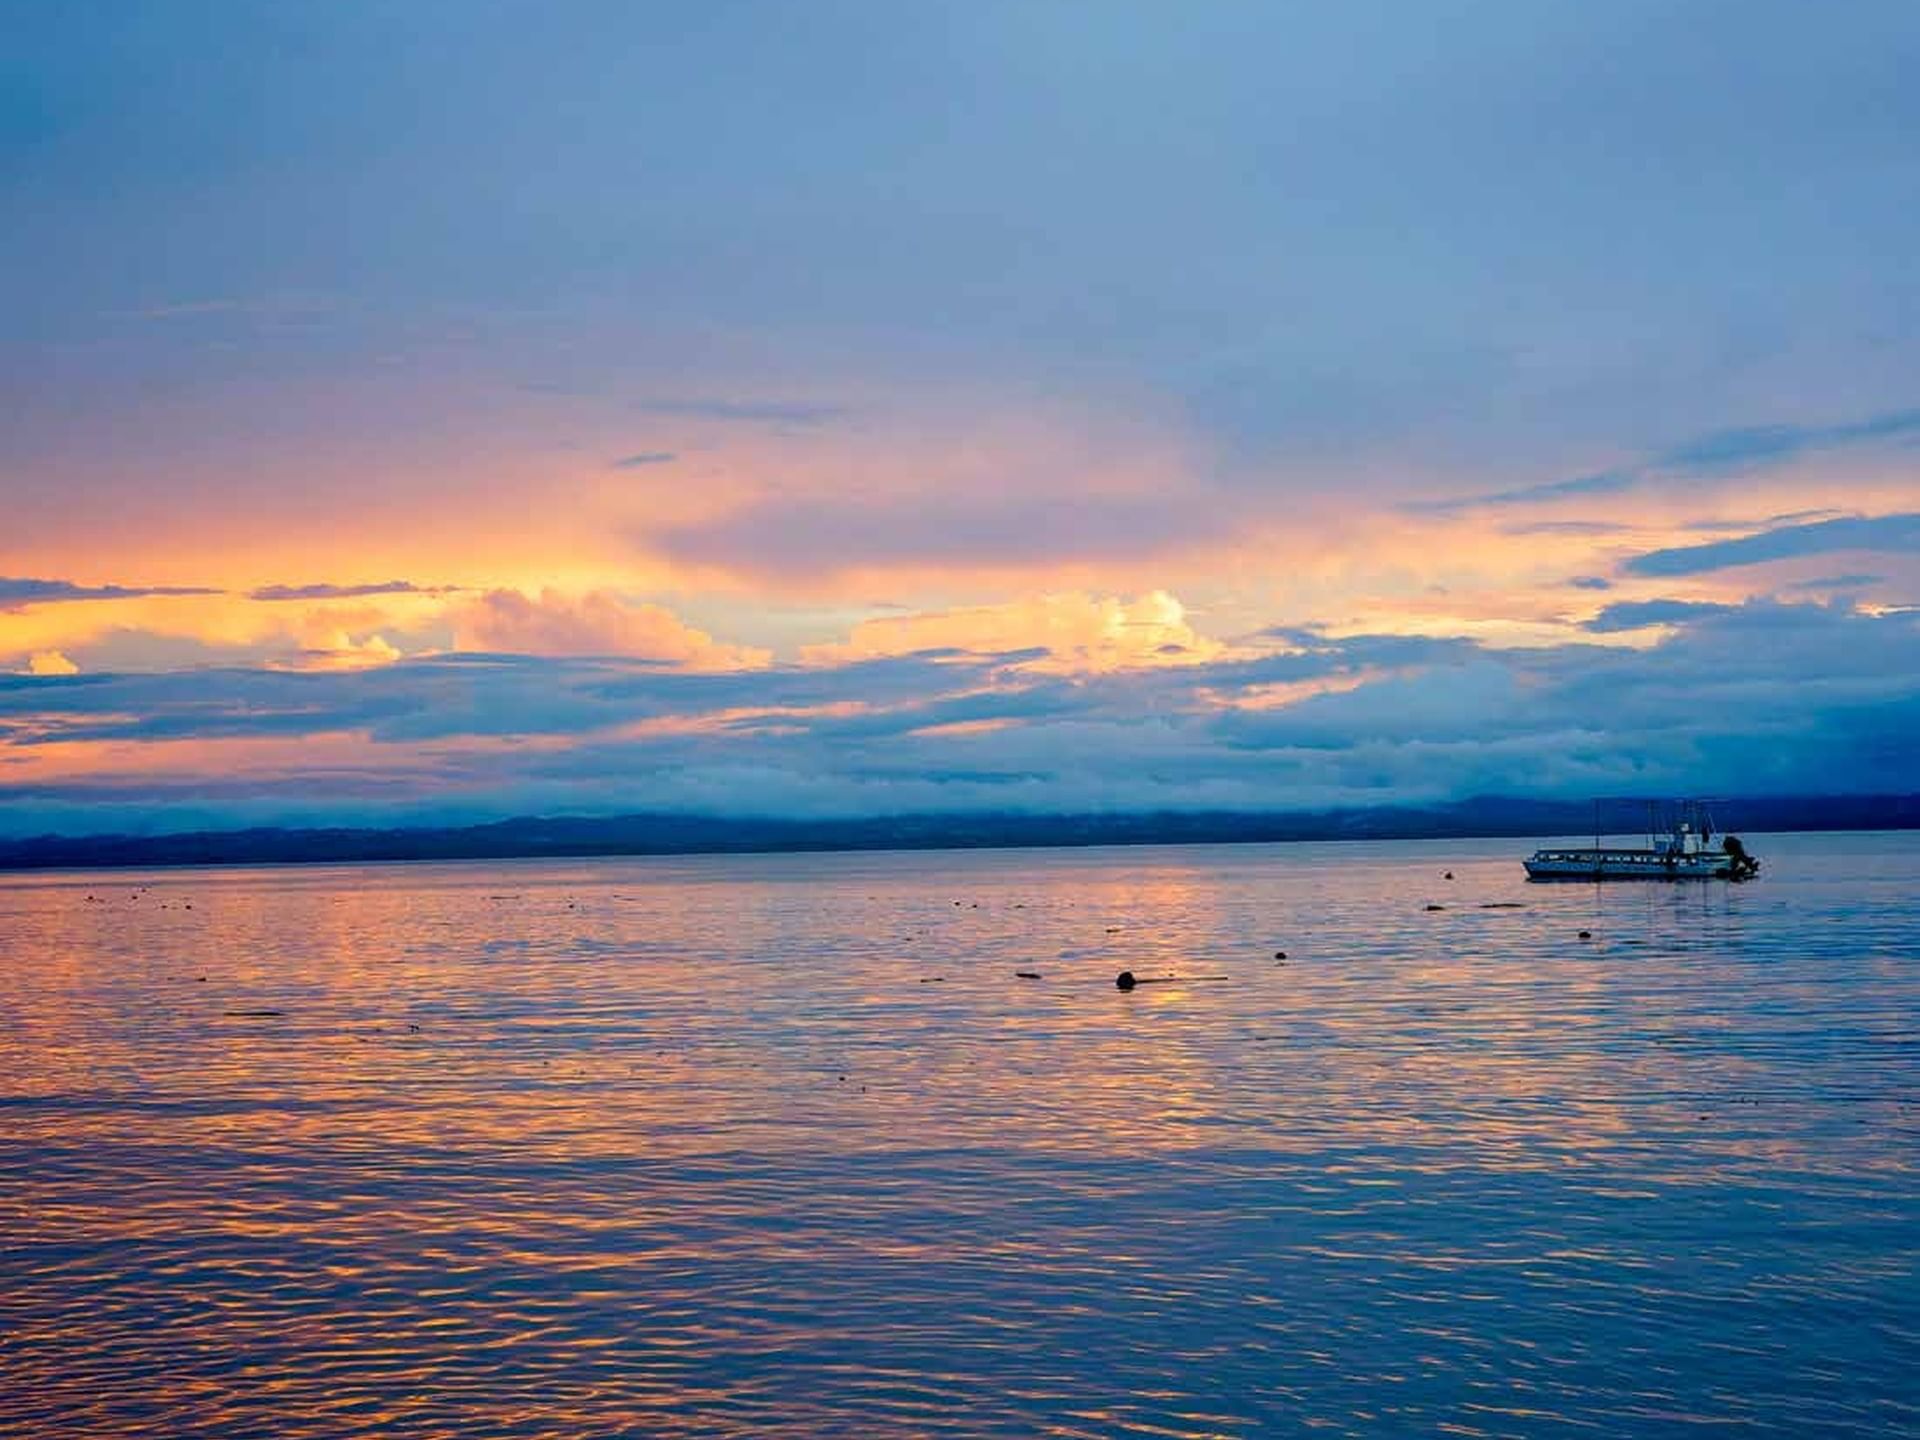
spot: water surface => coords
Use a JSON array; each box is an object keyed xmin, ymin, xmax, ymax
[{"xmin": 3, "ymin": 834, "xmax": 1916, "ymax": 1436}]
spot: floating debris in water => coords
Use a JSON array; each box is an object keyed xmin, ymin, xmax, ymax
[
  {"xmin": 223, "ymin": 1010, "xmax": 284, "ymax": 1018},
  {"xmin": 1425, "ymin": 903, "xmax": 1446, "ymax": 911},
  {"xmin": 1014, "ymin": 971, "xmax": 1042, "ymax": 980},
  {"xmin": 1117, "ymin": 970, "xmax": 1229, "ymax": 990},
  {"xmin": 1578, "ymin": 929, "xmax": 1593, "ymax": 940}
]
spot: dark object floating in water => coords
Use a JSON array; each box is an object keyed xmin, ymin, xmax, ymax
[
  {"xmin": 1481, "ymin": 902, "xmax": 1524, "ymax": 909},
  {"xmin": 1425, "ymin": 903, "xmax": 1446, "ymax": 911},
  {"xmin": 1444, "ymin": 871, "xmax": 1454, "ymax": 880},
  {"xmin": 1578, "ymin": 930, "xmax": 1592, "ymax": 940},
  {"xmin": 1105, "ymin": 926, "xmax": 1122, "ymax": 933},
  {"xmin": 1015, "ymin": 971, "xmax": 1042, "ymax": 979},
  {"xmin": 1116, "ymin": 970, "xmax": 1229, "ymax": 989},
  {"xmin": 1273, "ymin": 950, "xmax": 1287, "ymax": 960},
  {"xmin": 224, "ymin": 1009, "xmax": 284, "ymax": 1017},
  {"xmin": 918, "ymin": 976, "xmax": 946, "ymax": 983}
]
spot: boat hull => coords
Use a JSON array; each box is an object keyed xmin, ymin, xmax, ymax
[{"xmin": 1524, "ymin": 850, "xmax": 1734, "ymax": 881}]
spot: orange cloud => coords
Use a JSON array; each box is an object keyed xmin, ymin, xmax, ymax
[
  {"xmin": 453, "ymin": 588, "xmax": 771, "ymax": 671},
  {"xmin": 803, "ymin": 591, "xmax": 1224, "ymax": 672}
]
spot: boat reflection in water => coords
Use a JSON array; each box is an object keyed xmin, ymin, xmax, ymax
[{"xmin": 1525, "ymin": 798, "xmax": 1761, "ymax": 881}]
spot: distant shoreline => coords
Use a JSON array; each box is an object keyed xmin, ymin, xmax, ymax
[{"xmin": 2, "ymin": 794, "xmax": 1914, "ymax": 873}]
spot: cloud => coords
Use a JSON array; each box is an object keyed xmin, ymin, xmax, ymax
[
  {"xmin": 248, "ymin": 580, "xmax": 429, "ymax": 601},
  {"xmin": 1787, "ymin": 573, "xmax": 1884, "ymax": 591},
  {"xmin": 2, "ymin": 601, "xmax": 1916, "ymax": 835},
  {"xmin": 1581, "ymin": 599, "xmax": 1738, "ymax": 632},
  {"xmin": 635, "ymin": 399, "xmax": 845, "ymax": 426},
  {"xmin": 1417, "ymin": 406, "xmax": 1920, "ymax": 518},
  {"xmin": 18, "ymin": 650, "xmax": 79, "ymax": 676},
  {"xmin": 0, "ymin": 578, "xmax": 219, "ymax": 611},
  {"xmin": 1567, "ymin": 576, "xmax": 1613, "ymax": 590},
  {"xmin": 1407, "ymin": 472, "xmax": 1634, "ymax": 516},
  {"xmin": 803, "ymin": 591, "xmax": 1223, "ymax": 671},
  {"xmin": 1660, "ymin": 410, "xmax": 1920, "ymax": 473},
  {"xmin": 118, "ymin": 299, "xmax": 247, "ymax": 319},
  {"xmin": 657, "ymin": 491, "xmax": 1229, "ymax": 583},
  {"xmin": 610, "ymin": 452, "xmax": 677, "ymax": 469},
  {"xmin": 1501, "ymin": 520, "xmax": 1626, "ymax": 537},
  {"xmin": 274, "ymin": 632, "xmax": 403, "ymax": 671},
  {"xmin": 452, "ymin": 589, "xmax": 772, "ymax": 670},
  {"xmin": 1624, "ymin": 512, "xmax": 1920, "ymax": 578}
]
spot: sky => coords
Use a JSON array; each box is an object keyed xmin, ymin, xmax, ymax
[{"xmin": 3, "ymin": 0, "xmax": 1919, "ymax": 836}]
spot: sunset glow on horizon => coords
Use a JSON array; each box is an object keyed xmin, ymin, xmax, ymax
[{"xmin": 5, "ymin": 2, "xmax": 1918, "ymax": 835}]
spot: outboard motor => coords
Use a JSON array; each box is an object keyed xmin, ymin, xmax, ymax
[{"xmin": 1722, "ymin": 834, "xmax": 1759, "ymax": 880}]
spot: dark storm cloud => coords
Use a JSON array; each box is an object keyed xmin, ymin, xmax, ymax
[{"xmin": 1624, "ymin": 512, "xmax": 1920, "ymax": 578}]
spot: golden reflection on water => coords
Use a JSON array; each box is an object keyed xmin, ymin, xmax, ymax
[{"xmin": 2, "ymin": 836, "xmax": 1917, "ymax": 1437}]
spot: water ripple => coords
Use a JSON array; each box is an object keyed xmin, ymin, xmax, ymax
[{"xmin": 2, "ymin": 834, "xmax": 1916, "ymax": 1436}]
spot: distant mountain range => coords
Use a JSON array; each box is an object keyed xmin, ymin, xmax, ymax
[{"xmin": 2, "ymin": 794, "xmax": 1915, "ymax": 871}]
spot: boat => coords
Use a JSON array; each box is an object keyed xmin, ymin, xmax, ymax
[{"xmin": 1523, "ymin": 799, "xmax": 1760, "ymax": 881}]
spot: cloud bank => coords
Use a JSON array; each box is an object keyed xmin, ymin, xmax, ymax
[{"xmin": 3, "ymin": 600, "xmax": 1913, "ymax": 837}]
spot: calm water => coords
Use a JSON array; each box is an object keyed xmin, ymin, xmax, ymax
[{"xmin": 2, "ymin": 834, "xmax": 1916, "ymax": 1437}]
